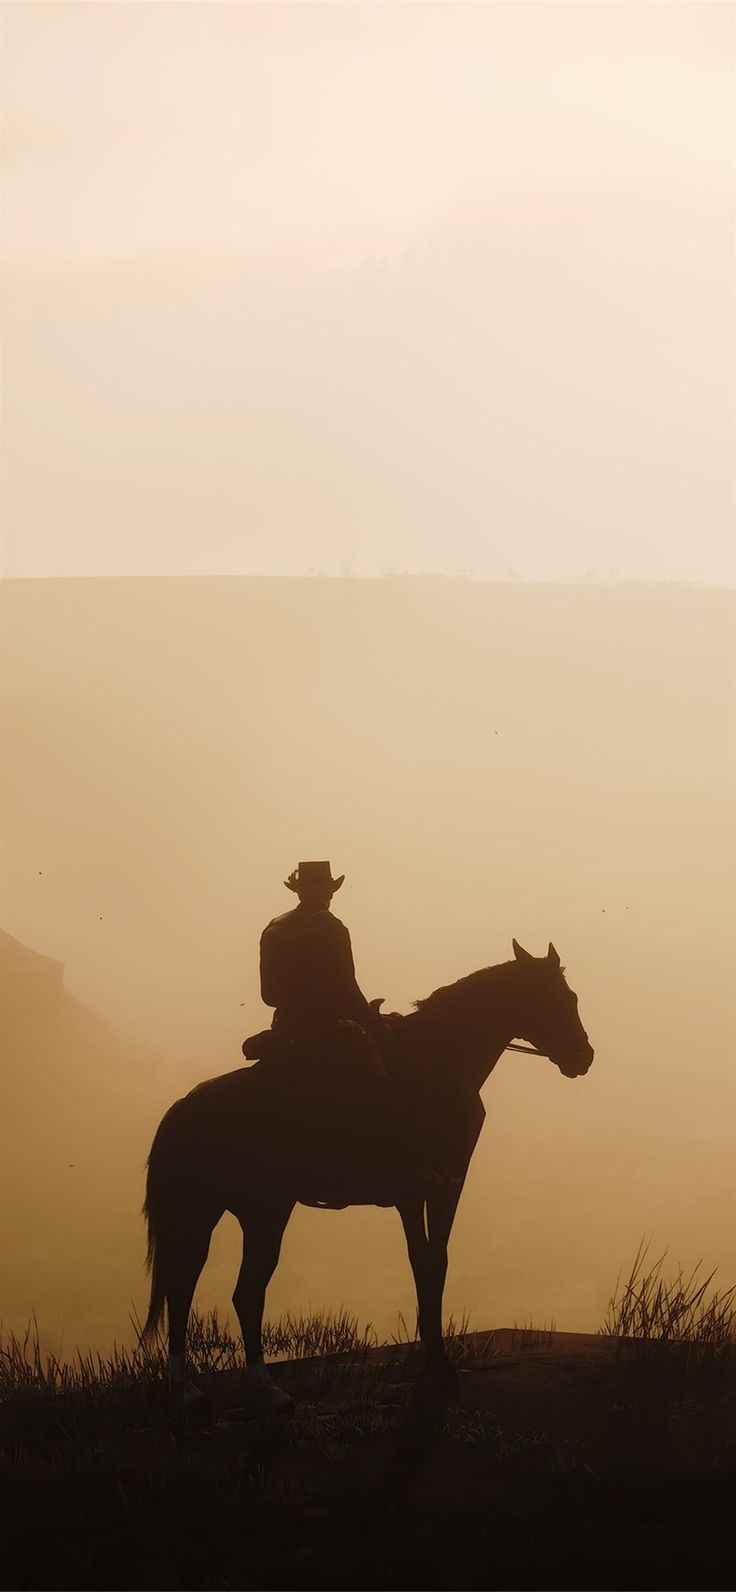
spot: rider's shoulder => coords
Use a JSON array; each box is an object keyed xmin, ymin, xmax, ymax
[
  {"xmin": 263, "ymin": 908, "xmax": 300, "ymax": 932},
  {"xmin": 300, "ymin": 908, "xmax": 348, "ymax": 937}
]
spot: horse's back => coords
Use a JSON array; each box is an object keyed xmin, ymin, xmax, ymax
[{"xmin": 155, "ymin": 1058, "xmax": 484, "ymax": 1211}]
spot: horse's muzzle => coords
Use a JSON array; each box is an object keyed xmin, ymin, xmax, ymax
[{"xmin": 555, "ymin": 1043, "xmax": 594, "ymax": 1078}]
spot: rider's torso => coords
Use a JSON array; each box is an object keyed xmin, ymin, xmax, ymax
[{"xmin": 260, "ymin": 906, "xmax": 359, "ymax": 1031}]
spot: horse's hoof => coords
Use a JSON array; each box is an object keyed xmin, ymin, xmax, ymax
[
  {"xmin": 260, "ymin": 1383, "xmax": 294, "ymax": 1415},
  {"xmin": 244, "ymin": 1385, "xmax": 293, "ymax": 1416},
  {"xmin": 169, "ymin": 1378, "xmax": 209, "ymax": 1420},
  {"xmin": 242, "ymin": 1367, "xmax": 294, "ymax": 1415}
]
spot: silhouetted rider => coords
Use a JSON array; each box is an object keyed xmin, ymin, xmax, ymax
[
  {"xmin": 253, "ymin": 861, "xmax": 386, "ymax": 1072},
  {"xmin": 243, "ymin": 861, "xmax": 456, "ymax": 1190}
]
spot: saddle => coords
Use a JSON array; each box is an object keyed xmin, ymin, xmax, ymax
[
  {"xmin": 242, "ymin": 1016, "xmax": 381, "ymax": 1081},
  {"xmin": 243, "ymin": 994, "xmax": 401, "ymax": 1067}
]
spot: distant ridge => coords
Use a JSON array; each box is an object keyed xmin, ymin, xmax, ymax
[{"xmin": 0, "ymin": 928, "xmax": 64, "ymax": 994}]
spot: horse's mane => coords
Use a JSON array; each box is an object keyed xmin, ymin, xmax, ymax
[
  {"xmin": 413, "ymin": 961, "xmax": 514, "ymax": 1021},
  {"xmin": 412, "ymin": 955, "xmax": 568, "ymax": 1025}
]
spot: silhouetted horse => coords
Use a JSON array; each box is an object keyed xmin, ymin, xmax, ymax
[{"xmin": 143, "ymin": 940, "xmax": 593, "ymax": 1408}]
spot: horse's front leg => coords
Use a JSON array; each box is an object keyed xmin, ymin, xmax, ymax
[
  {"xmin": 233, "ymin": 1198, "xmax": 294, "ymax": 1412},
  {"xmin": 397, "ymin": 1196, "xmax": 447, "ymax": 1369},
  {"xmin": 425, "ymin": 1182, "xmax": 465, "ymax": 1350}
]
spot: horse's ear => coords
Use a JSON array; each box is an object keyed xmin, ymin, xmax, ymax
[
  {"xmin": 547, "ymin": 942, "xmax": 561, "ymax": 968},
  {"xmin": 512, "ymin": 938, "xmax": 534, "ymax": 964}
]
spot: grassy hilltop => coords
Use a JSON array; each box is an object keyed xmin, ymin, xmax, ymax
[{"xmin": 2, "ymin": 1265, "xmax": 735, "ymax": 1592}]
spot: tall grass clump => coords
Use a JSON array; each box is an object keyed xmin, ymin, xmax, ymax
[
  {"xmin": 1, "ymin": 1302, "xmax": 495, "ymax": 1415},
  {"xmin": 602, "ymin": 1240, "xmax": 736, "ymax": 1371},
  {"xmin": 387, "ymin": 1310, "xmax": 490, "ymax": 1371},
  {"xmin": 0, "ymin": 1313, "xmax": 167, "ymax": 1404},
  {"xmin": 511, "ymin": 1318, "xmax": 556, "ymax": 1349},
  {"xmin": 0, "ymin": 1306, "xmax": 380, "ymax": 1407},
  {"xmin": 261, "ymin": 1306, "xmax": 376, "ymax": 1361}
]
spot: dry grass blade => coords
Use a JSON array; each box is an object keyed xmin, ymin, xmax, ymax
[
  {"xmin": 511, "ymin": 1319, "xmax": 556, "ymax": 1349},
  {"xmin": 601, "ymin": 1239, "xmax": 736, "ymax": 1370}
]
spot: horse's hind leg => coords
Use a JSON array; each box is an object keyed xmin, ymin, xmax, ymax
[
  {"xmin": 167, "ymin": 1211, "xmax": 220, "ymax": 1393},
  {"xmin": 232, "ymin": 1200, "xmax": 294, "ymax": 1411}
]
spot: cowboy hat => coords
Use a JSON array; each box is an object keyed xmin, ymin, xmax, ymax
[{"xmin": 284, "ymin": 860, "xmax": 345, "ymax": 894}]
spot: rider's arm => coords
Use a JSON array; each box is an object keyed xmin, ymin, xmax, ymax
[
  {"xmin": 326, "ymin": 918, "xmax": 384, "ymax": 1038},
  {"xmin": 259, "ymin": 924, "xmax": 280, "ymax": 1008}
]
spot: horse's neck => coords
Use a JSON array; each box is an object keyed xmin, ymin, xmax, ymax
[{"xmin": 401, "ymin": 962, "xmax": 519, "ymax": 1091}]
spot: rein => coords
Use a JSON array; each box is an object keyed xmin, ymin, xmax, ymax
[{"xmin": 505, "ymin": 1041, "xmax": 547, "ymax": 1057}]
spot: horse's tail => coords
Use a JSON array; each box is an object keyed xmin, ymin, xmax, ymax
[{"xmin": 141, "ymin": 1097, "xmax": 190, "ymax": 1342}]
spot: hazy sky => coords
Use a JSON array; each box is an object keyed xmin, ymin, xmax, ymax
[{"xmin": 1, "ymin": 1, "xmax": 734, "ymax": 581}]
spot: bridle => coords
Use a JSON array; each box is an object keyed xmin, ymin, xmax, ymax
[{"xmin": 505, "ymin": 1041, "xmax": 547, "ymax": 1056}]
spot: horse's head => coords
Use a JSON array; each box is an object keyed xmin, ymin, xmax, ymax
[{"xmin": 511, "ymin": 939, "xmax": 594, "ymax": 1078}]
